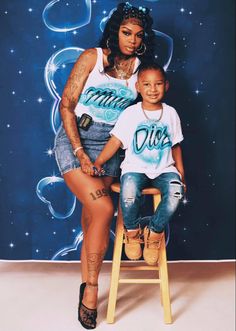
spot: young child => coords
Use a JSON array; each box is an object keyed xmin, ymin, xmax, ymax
[{"xmin": 94, "ymin": 62, "xmax": 186, "ymax": 265}]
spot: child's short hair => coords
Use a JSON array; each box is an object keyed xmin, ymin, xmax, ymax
[{"xmin": 137, "ymin": 62, "xmax": 167, "ymax": 80}]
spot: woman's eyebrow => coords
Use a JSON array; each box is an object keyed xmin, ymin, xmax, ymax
[{"xmin": 120, "ymin": 26, "xmax": 144, "ymax": 34}]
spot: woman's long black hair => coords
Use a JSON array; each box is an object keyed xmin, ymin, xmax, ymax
[{"xmin": 99, "ymin": 2, "xmax": 155, "ymax": 70}]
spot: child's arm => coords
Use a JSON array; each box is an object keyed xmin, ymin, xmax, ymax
[
  {"xmin": 94, "ymin": 135, "xmax": 122, "ymax": 173},
  {"xmin": 172, "ymin": 143, "xmax": 186, "ymax": 191}
]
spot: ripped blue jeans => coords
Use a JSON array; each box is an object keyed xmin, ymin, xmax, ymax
[{"xmin": 120, "ymin": 172, "xmax": 184, "ymax": 233}]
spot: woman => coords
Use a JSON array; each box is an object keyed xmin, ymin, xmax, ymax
[{"xmin": 54, "ymin": 2, "xmax": 154, "ymax": 329}]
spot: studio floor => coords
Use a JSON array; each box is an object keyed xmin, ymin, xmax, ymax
[{"xmin": 0, "ymin": 261, "xmax": 235, "ymax": 331}]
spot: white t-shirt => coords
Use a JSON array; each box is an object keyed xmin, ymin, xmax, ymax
[
  {"xmin": 74, "ymin": 48, "xmax": 139, "ymax": 125},
  {"xmin": 110, "ymin": 102, "xmax": 184, "ymax": 179}
]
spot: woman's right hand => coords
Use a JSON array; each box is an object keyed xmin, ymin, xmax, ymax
[{"xmin": 76, "ymin": 149, "xmax": 94, "ymax": 176}]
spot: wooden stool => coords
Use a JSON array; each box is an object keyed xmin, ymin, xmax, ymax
[{"xmin": 107, "ymin": 182, "xmax": 172, "ymax": 324}]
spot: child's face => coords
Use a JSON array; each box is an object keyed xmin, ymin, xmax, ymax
[{"xmin": 136, "ymin": 69, "xmax": 169, "ymax": 108}]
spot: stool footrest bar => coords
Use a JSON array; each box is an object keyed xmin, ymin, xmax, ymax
[
  {"xmin": 119, "ymin": 279, "xmax": 161, "ymax": 284},
  {"xmin": 120, "ymin": 266, "xmax": 159, "ymax": 271}
]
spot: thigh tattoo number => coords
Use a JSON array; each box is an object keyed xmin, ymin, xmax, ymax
[{"xmin": 90, "ymin": 188, "xmax": 109, "ymax": 201}]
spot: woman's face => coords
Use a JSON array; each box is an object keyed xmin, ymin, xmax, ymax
[{"xmin": 118, "ymin": 19, "xmax": 144, "ymax": 56}]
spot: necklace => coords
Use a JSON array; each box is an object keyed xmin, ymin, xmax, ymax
[
  {"xmin": 114, "ymin": 58, "xmax": 134, "ymax": 86},
  {"xmin": 141, "ymin": 104, "xmax": 163, "ymax": 122}
]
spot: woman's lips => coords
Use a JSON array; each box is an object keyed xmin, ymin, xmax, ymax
[{"xmin": 126, "ymin": 46, "xmax": 135, "ymax": 52}]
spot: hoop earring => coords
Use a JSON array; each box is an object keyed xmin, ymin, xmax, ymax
[
  {"xmin": 106, "ymin": 38, "xmax": 110, "ymax": 50},
  {"xmin": 135, "ymin": 43, "xmax": 146, "ymax": 56}
]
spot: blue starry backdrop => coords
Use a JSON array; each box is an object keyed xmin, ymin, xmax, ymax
[{"xmin": 0, "ymin": 0, "xmax": 234, "ymax": 261}]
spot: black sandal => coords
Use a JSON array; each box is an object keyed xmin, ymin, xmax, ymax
[{"xmin": 78, "ymin": 283, "xmax": 97, "ymax": 329}]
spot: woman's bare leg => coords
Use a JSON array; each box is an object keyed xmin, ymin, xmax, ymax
[
  {"xmin": 80, "ymin": 207, "xmax": 90, "ymax": 283},
  {"xmin": 80, "ymin": 177, "xmax": 114, "ymax": 283},
  {"xmin": 63, "ymin": 169, "xmax": 114, "ymax": 308}
]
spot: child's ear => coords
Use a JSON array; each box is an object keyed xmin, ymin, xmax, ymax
[
  {"xmin": 165, "ymin": 80, "xmax": 170, "ymax": 92},
  {"xmin": 135, "ymin": 81, "xmax": 140, "ymax": 93}
]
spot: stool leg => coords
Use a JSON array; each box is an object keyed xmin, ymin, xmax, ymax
[
  {"xmin": 153, "ymin": 193, "xmax": 161, "ymax": 211},
  {"xmin": 106, "ymin": 204, "xmax": 124, "ymax": 323},
  {"xmin": 159, "ymin": 268, "xmax": 163, "ymax": 306},
  {"xmin": 159, "ymin": 235, "xmax": 172, "ymax": 324},
  {"xmin": 153, "ymin": 194, "xmax": 172, "ymax": 324},
  {"xmin": 153, "ymin": 194, "xmax": 163, "ymax": 306}
]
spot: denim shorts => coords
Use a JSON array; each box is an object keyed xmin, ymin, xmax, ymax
[{"xmin": 53, "ymin": 120, "xmax": 121, "ymax": 177}]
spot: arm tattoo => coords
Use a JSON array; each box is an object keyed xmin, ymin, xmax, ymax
[
  {"xmin": 63, "ymin": 115, "xmax": 81, "ymax": 149},
  {"xmin": 60, "ymin": 51, "xmax": 95, "ymax": 149},
  {"xmin": 66, "ymin": 64, "xmax": 86, "ymax": 100}
]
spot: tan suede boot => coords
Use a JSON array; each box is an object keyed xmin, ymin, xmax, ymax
[
  {"xmin": 124, "ymin": 228, "xmax": 142, "ymax": 260},
  {"xmin": 143, "ymin": 226, "xmax": 164, "ymax": 265}
]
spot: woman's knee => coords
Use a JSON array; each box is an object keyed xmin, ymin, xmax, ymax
[
  {"xmin": 90, "ymin": 198, "xmax": 114, "ymax": 220},
  {"xmin": 103, "ymin": 200, "xmax": 114, "ymax": 219},
  {"xmin": 81, "ymin": 208, "xmax": 92, "ymax": 233}
]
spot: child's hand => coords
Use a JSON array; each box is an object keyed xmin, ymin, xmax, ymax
[{"xmin": 93, "ymin": 161, "xmax": 105, "ymax": 177}]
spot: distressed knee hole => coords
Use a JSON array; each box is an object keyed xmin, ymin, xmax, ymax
[
  {"xmin": 170, "ymin": 180, "xmax": 182, "ymax": 185},
  {"xmin": 124, "ymin": 197, "xmax": 135, "ymax": 207},
  {"xmin": 173, "ymin": 191, "xmax": 183, "ymax": 199},
  {"xmin": 170, "ymin": 180, "xmax": 183, "ymax": 199}
]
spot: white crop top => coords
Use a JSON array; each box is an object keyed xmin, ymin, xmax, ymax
[{"xmin": 74, "ymin": 48, "xmax": 140, "ymax": 125}]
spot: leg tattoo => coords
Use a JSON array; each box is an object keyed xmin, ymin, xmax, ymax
[
  {"xmin": 89, "ymin": 188, "xmax": 109, "ymax": 201},
  {"xmin": 87, "ymin": 250, "xmax": 106, "ymax": 285},
  {"xmin": 87, "ymin": 229, "xmax": 110, "ymax": 285}
]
